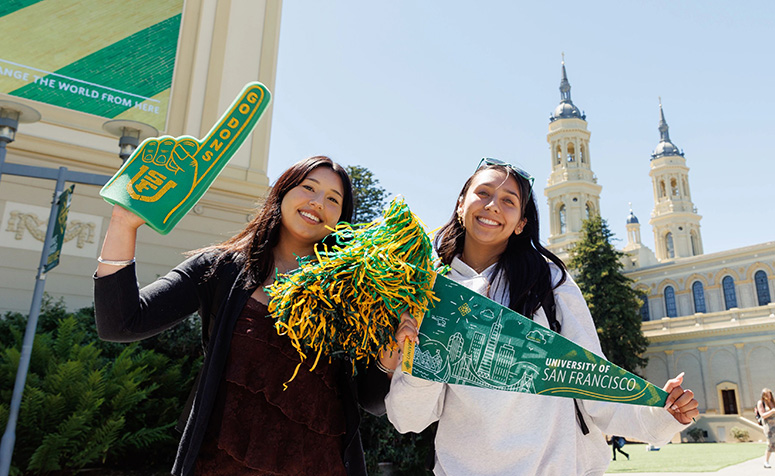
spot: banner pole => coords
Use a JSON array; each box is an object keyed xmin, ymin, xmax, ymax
[{"xmin": 0, "ymin": 167, "xmax": 67, "ymax": 475}]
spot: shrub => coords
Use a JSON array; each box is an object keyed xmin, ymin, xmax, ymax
[
  {"xmin": 360, "ymin": 411, "xmax": 435, "ymax": 475},
  {"xmin": 730, "ymin": 427, "xmax": 750, "ymax": 442},
  {"xmin": 686, "ymin": 426, "xmax": 705, "ymax": 443},
  {"xmin": 0, "ymin": 296, "xmax": 202, "ymax": 474}
]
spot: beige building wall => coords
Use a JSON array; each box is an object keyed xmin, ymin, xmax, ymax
[
  {"xmin": 629, "ymin": 242, "xmax": 775, "ymax": 320},
  {"xmin": 628, "ymin": 241, "xmax": 775, "ymax": 434},
  {"xmin": 641, "ymin": 299, "xmax": 775, "ymax": 427},
  {"xmin": 0, "ymin": 0, "xmax": 282, "ymax": 314}
]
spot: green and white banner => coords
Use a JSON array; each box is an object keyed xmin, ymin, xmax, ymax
[
  {"xmin": 0, "ymin": 0, "xmax": 184, "ymax": 131},
  {"xmin": 402, "ymin": 274, "xmax": 668, "ymax": 407}
]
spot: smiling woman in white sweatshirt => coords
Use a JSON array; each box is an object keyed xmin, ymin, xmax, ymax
[{"xmin": 380, "ymin": 159, "xmax": 698, "ymax": 476}]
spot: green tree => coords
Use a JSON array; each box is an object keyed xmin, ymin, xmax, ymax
[
  {"xmin": 568, "ymin": 214, "xmax": 649, "ymax": 374},
  {"xmin": 0, "ymin": 297, "xmax": 201, "ymax": 474},
  {"xmin": 360, "ymin": 411, "xmax": 434, "ymax": 475},
  {"xmin": 346, "ymin": 165, "xmax": 388, "ymax": 223}
]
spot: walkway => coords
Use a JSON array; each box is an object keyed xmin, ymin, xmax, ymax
[{"xmin": 612, "ymin": 455, "xmax": 770, "ymax": 475}]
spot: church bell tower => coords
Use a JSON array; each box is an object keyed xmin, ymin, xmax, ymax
[
  {"xmin": 649, "ymin": 101, "xmax": 703, "ymax": 261},
  {"xmin": 545, "ymin": 58, "xmax": 602, "ymax": 259}
]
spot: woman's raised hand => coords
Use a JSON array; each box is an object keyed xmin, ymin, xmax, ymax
[
  {"xmin": 110, "ymin": 204, "xmax": 146, "ymax": 230},
  {"xmin": 95, "ymin": 205, "xmax": 145, "ymax": 277},
  {"xmin": 395, "ymin": 311, "xmax": 420, "ymax": 347},
  {"xmin": 377, "ymin": 312, "xmax": 420, "ymax": 378},
  {"xmin": 663, "ymin": 372, "xmax": 699, "ymax": 424}
]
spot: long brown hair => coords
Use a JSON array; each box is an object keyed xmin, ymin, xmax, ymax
[
  {"xmin": 435, "ymin": 164, "xmax": 566, "ymax": 318},
  {"xmin": 195, "ymin": 156, "xmax": 353, "ymax": 288},
  {"xmin": 762, "ymin": 388, "xmax": 775, "ymax": 409}
]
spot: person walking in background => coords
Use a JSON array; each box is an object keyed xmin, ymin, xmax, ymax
[
  {"xmin": 94, "ymin": 156, "xmax": 394, "ymax": 476},
  {"xmin": 383, "ymin": 157, "xmax": 699, "ymax": 476},
  {"xmin": 611, "ymin": 436, "xmax": 629, "ymax": 461},
  {"xmin": 757, "ymin": 388, "xmax": 775, "ymax": 468}
]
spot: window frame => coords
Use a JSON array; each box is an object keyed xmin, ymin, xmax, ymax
[
  {"xmin": 664, "ymin": 285, "xmax": 677, "ymax": 318},
  {"xmin": 722, "ymin": 275, "xmax": 737, "ymax": 310}
]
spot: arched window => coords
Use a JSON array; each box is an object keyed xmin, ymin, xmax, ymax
[
  {"xmin": 690, "ymin": 231, "xmax": 699, "ymax": 256},
  {"xmin": 580, "ymin": 145, "xmax": 586, "ymax": 163},
  {"xmin": 555, "ymin": 145, "xmax": 562, "ymax": 165},
  {"xmin": 692, "ymin": 281, "xmax": 706, "ymax": 313},
  {"xmin": 567, "ymin": 143, "xmax": 575, "ymax": 162},
  {"xmin": 559, "ymin": 205, "xmax": 566, "ymax": 234},
  {"xmin": 755, "ymin": 270, "xmax": 771, "ymax": 305},
  {"xmin": 585, "ymin": 203, "xmax": 591, "ymax": 219},
  {"xmin": 664, "ymin": 286, "xmax": 677, "ymax": 318},
  {"xmin": 639, "ymin": 292, "xmax": 650, "ymax": 321},
  {"xmin": 665, "ymin": 232, "xmax": 675, "ymax": 259},
  {"xmin": 671, "ymin": 178, "xmax": 679, "ymax": 196},
  {"xmin": 659, "ymin": 181, "xmax": 666, "ymax": 198},
  {"xmin": 722, "ymin": 276, "xmax": 737, "ymax": 309}
]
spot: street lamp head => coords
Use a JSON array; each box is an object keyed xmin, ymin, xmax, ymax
[
  {"xmin": 102, "ymin": 119, "xmax": 158, "ymax": 162},
  {"xmin": 118, "ymin": 127, "xmax": 141, "ymax": 161},
  {"xmin": 0, "ymin": 100, "xmax": 42, "ymax": 144},
  {"xmin": 0, "ymin": 115, "xmax": 18, "ymax": 143}
]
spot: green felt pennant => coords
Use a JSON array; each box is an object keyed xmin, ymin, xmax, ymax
[{"xmin": 403, "ymin": 274, "xmax": 668, "ymax": 407}]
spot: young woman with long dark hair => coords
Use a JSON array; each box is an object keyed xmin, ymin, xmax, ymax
[
  {"xmin": 384, "ymin": 158, "xmax": 699, "ymax": 475},
  {"xmin": 95, "ymin": 156, "xmax": 392, "ymax": 476},
  {"xmin": 757, "ymin": 388, "xmax": 775, "ymax": 468}
]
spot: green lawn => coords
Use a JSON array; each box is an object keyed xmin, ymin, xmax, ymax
[{"xmin": 606, "ymin": 443, "xmax": 765, "ymax": 473}]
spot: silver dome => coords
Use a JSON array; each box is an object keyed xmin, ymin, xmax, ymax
[
  {"xmin": 652, "ymin": 140, "xmax": 683, "ymax": 159},
  {"xmin": 552, "ymin": 101, "xmax": 583, "ymax": 120}
]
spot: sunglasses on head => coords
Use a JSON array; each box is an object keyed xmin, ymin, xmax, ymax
[{"xmin": 476, "ymin": 157, "xmax": 535, "ymax": 189}]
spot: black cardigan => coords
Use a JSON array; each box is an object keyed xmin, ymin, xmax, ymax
[{"xmin": 94, "ymin": 252, "xmax": 390, "ymax": 476}]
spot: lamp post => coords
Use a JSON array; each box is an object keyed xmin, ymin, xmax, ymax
[
  {"xmin": 0, "ymin": 115, "xmax": 156, "ymax": 475},
  {"xmin": 0, "ymin": 100, "xmax": 41, "ymax": 476},
  {"xmin": 102, "ymin": 119, "xmax": 158, "ymax": 162},
  {"xmin": 0, "ymin": 100, "xmax": 42, "ymax": 182}
]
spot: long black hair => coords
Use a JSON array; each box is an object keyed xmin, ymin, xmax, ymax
[
  {"xmin": 194, "ymin": 156, "xmax": 353, "ymax": 288},
  {"xmin": 434, "ymin": 163, "xmax": 566, "ymax": 317}
]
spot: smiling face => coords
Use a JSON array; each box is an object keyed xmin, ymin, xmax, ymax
[
  {"xmin": 279, "ymin": 166, "xmax": 344, "ymax": 249},
  {"xmin": 457, "ymin": 168, "xmax": 527, "ymax": 258}
]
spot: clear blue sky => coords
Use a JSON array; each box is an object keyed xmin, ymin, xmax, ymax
[{"xmin": 267, "ymin": 1, "xmax": 775, "ymax": 256}]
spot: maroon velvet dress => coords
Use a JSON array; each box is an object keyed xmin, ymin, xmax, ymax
[{"xmin": 194, "ymin": 298, "xmax": 347, "ymax": 475}]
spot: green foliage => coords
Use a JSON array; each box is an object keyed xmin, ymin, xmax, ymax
[
  {"xmin": 686, "ymin": 427, "xmax": 705, "ymax": 442},
  {"xmin": 568, "ymin": 214, "xmax": 649, "ymax": 374},
  {"xmin": 0, "ymin": 296, "xmax": 202, "ymax": 474},
  {"xmin": 360, "ymin": 412, "xmax": 434, "ymax": 475},
  {"xmin": 730, "ymin": 427, "xmax": 750, "ymax": 442},
  {"xmin": 346, "ymin": 165, "xmax": 389, "ymax": 223}
]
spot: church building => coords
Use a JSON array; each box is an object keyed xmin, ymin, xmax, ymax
[{"xmin": 544, "ymin": 61, "xmax": 775, "ymax": 442}]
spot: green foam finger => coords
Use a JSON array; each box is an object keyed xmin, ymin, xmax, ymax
[{"xmin": 100, "ymin": 82, "xmax": 271, "ymax": 234}]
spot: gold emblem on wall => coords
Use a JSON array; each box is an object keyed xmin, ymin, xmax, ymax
[{"xmin": 6, "ymin": 211, "xmax": 95, "ymax": 248}]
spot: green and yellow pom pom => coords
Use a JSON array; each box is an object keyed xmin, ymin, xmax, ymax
[{"xmin": 265, "ymin": 197, "xmax": 438, "ymax": 384}]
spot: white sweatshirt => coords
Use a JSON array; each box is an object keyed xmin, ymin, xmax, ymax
[{"xmin": 385, "ymin": 257, "xmax": 687, "ymax": 476}]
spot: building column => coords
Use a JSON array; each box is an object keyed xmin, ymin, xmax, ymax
[
  {"xmin": 698, "ymin": 347, "xmax": 714, "ymax": 413},
  {"xmin": 733, "ymin": 343, "xmax": 751, "ymax": 412},
  {"xmin": 664, "ymin": 350, "xmax": 675, "ymax": 376}
]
